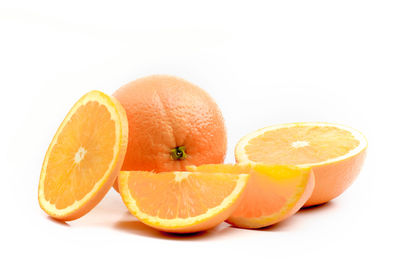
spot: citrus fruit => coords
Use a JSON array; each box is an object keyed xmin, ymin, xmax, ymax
[
  {"xmin": 38, "ymin": 91, "xmax": 128, "ymax": 221},
  {"xmin": 118, "ymin": 171, "xmax": 249, "ymax": 233},
  {"xmin": 235, "ymin": 122, "xmax": 367, "ymax": 206},
  {"xmin": 187, "ymin": 164, "xmax": 314, "ymax": 228},
  {"xmin": 112, "ymin": 75, "xmax": 227, "ymax": 191}
]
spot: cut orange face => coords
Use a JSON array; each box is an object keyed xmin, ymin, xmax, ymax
[
  {"xmin": 38, "ymin": 91, "xmax": 128, "ymax": 221},
  {"xmin": 235, "ymin": 122, "xmax": 367, "ymax": 206},
  {"xmin": 187, "ymin": 164, "xmax": 314, "ymax": 229},
  {"xmin": 118, "ymin": 171, "xmax": 249, "ymax": 233}
]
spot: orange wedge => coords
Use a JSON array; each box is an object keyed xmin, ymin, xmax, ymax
[
  {"xmin": 187, "ymin": 164, "xmax": 314, "ymax": 229},
  {"xmin": 235, "ymin": 122, "xmax": 367, "ymax": 206},
  {"xmin": 38, "ymin": 91, "xmax": 128, "ymax": 221},
  {"xmin": 118, "ymin": 171, "xmax": 249, "ymax": 233}
]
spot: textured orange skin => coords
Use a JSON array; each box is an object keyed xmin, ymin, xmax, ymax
[
  {"xmin": 274, "ymin": 171, "xmax": 314, "ymax": 223},
  {"xmin": 112, "ymin": 75, "xmax": 227, "ymax": 190},
  {"xmin": 304, "ymin": 148, "xmax": 367, "ymax": 207},
  {"xmin": 187, "ymin": 164, "xmax": 315, "ymax": 228},
  {"xmin": 227, "ymin": 171, "xmax": 315, "ymax": 228}
]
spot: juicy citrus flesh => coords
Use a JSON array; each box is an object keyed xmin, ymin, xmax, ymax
[
  {"xmin": 187, "ymin": 164, "xmax": 314, "ymax": 228},
  {"xmin": 44, "ymin": 102, "xmax": 115, "ymax": 209},
  {"xmin": 236, "ymin": 122, "xmax": 367, "ymax": 167},
  {"xmin": 38, "ymin": 91, "xmax": 128, "ymax": 220},
  {"xmin": 118, "ymin": 171, "xmax": 249, "ymax": 233},
  {"xmin": 245, "ymin": 125, "xmax": 359, "ymax": 164}
]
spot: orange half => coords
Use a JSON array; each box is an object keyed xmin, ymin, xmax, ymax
[
  {"xmin": 235, "ymin": 122, "xmax": 367, "ymax": 206},
  {"xmin": 118, "ymin": 171, "xmax": 249, "ymax": 233},
  {"xmin": 38, "ymin": 91, "xmax": 128, "ymax": 221},
  {"xmin": 187, "ymin": 164, "xmax": 314, "ymax": 229}
]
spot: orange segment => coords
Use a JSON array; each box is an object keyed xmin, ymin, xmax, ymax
[
  {"xmin": 38, "ymin": 91, "xmax": 128, "ymax": 221},
  {"xmin": 235, "ymin": 122, "xmax": 367, "ymax": 206},
  {"xmin": 187, "ymin": 164, "xmax": 314, "ymax": 229},
  {"xmin": 118, "ymin": 171, "xmax": 249, "ymax": 233}
]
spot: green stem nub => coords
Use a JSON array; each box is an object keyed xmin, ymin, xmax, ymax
[{"xmin": 170, "ymin": 146, "xmax": 187, "ymax": 160}]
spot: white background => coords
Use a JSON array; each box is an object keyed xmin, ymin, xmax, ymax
[{"xmin": 1, "ymin": 1, "xmax": 399, "ymax": 266}]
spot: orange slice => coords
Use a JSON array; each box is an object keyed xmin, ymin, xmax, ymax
[
  {"xmin": 235, "ymin": 122, "xmax": 367, "ymax": 206},
  {"xmin": 187, "ymin": 164, "xmax": 314, "ymax": 229},
  {"xmin": 38, "ymin": 91, "xmax": 128, "ymax": 221},
  {"xmin": 118, "ymin": 171, "xmax": 249, "ymax": 233}
]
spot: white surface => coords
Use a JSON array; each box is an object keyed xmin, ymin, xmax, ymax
[{"xmin": 1, "ymin": 1, "xmax": 399, "ymax": 266}]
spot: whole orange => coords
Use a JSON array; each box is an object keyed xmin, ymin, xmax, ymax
[{"xmin": 113, "ymin": 75, "xmax": 227, "ymax": 175}]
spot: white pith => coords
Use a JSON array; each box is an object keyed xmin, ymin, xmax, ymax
[
  {"xmin": 291, "ymin": 140, "xmax": 310, "ymax": 148},
  {"xmin": 174, "ymin": 172, "xmax": 190, "ymax": 182},
  {"xmin": 74, "ymin": 147, "xmax": 87, "ymax": 164}
]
